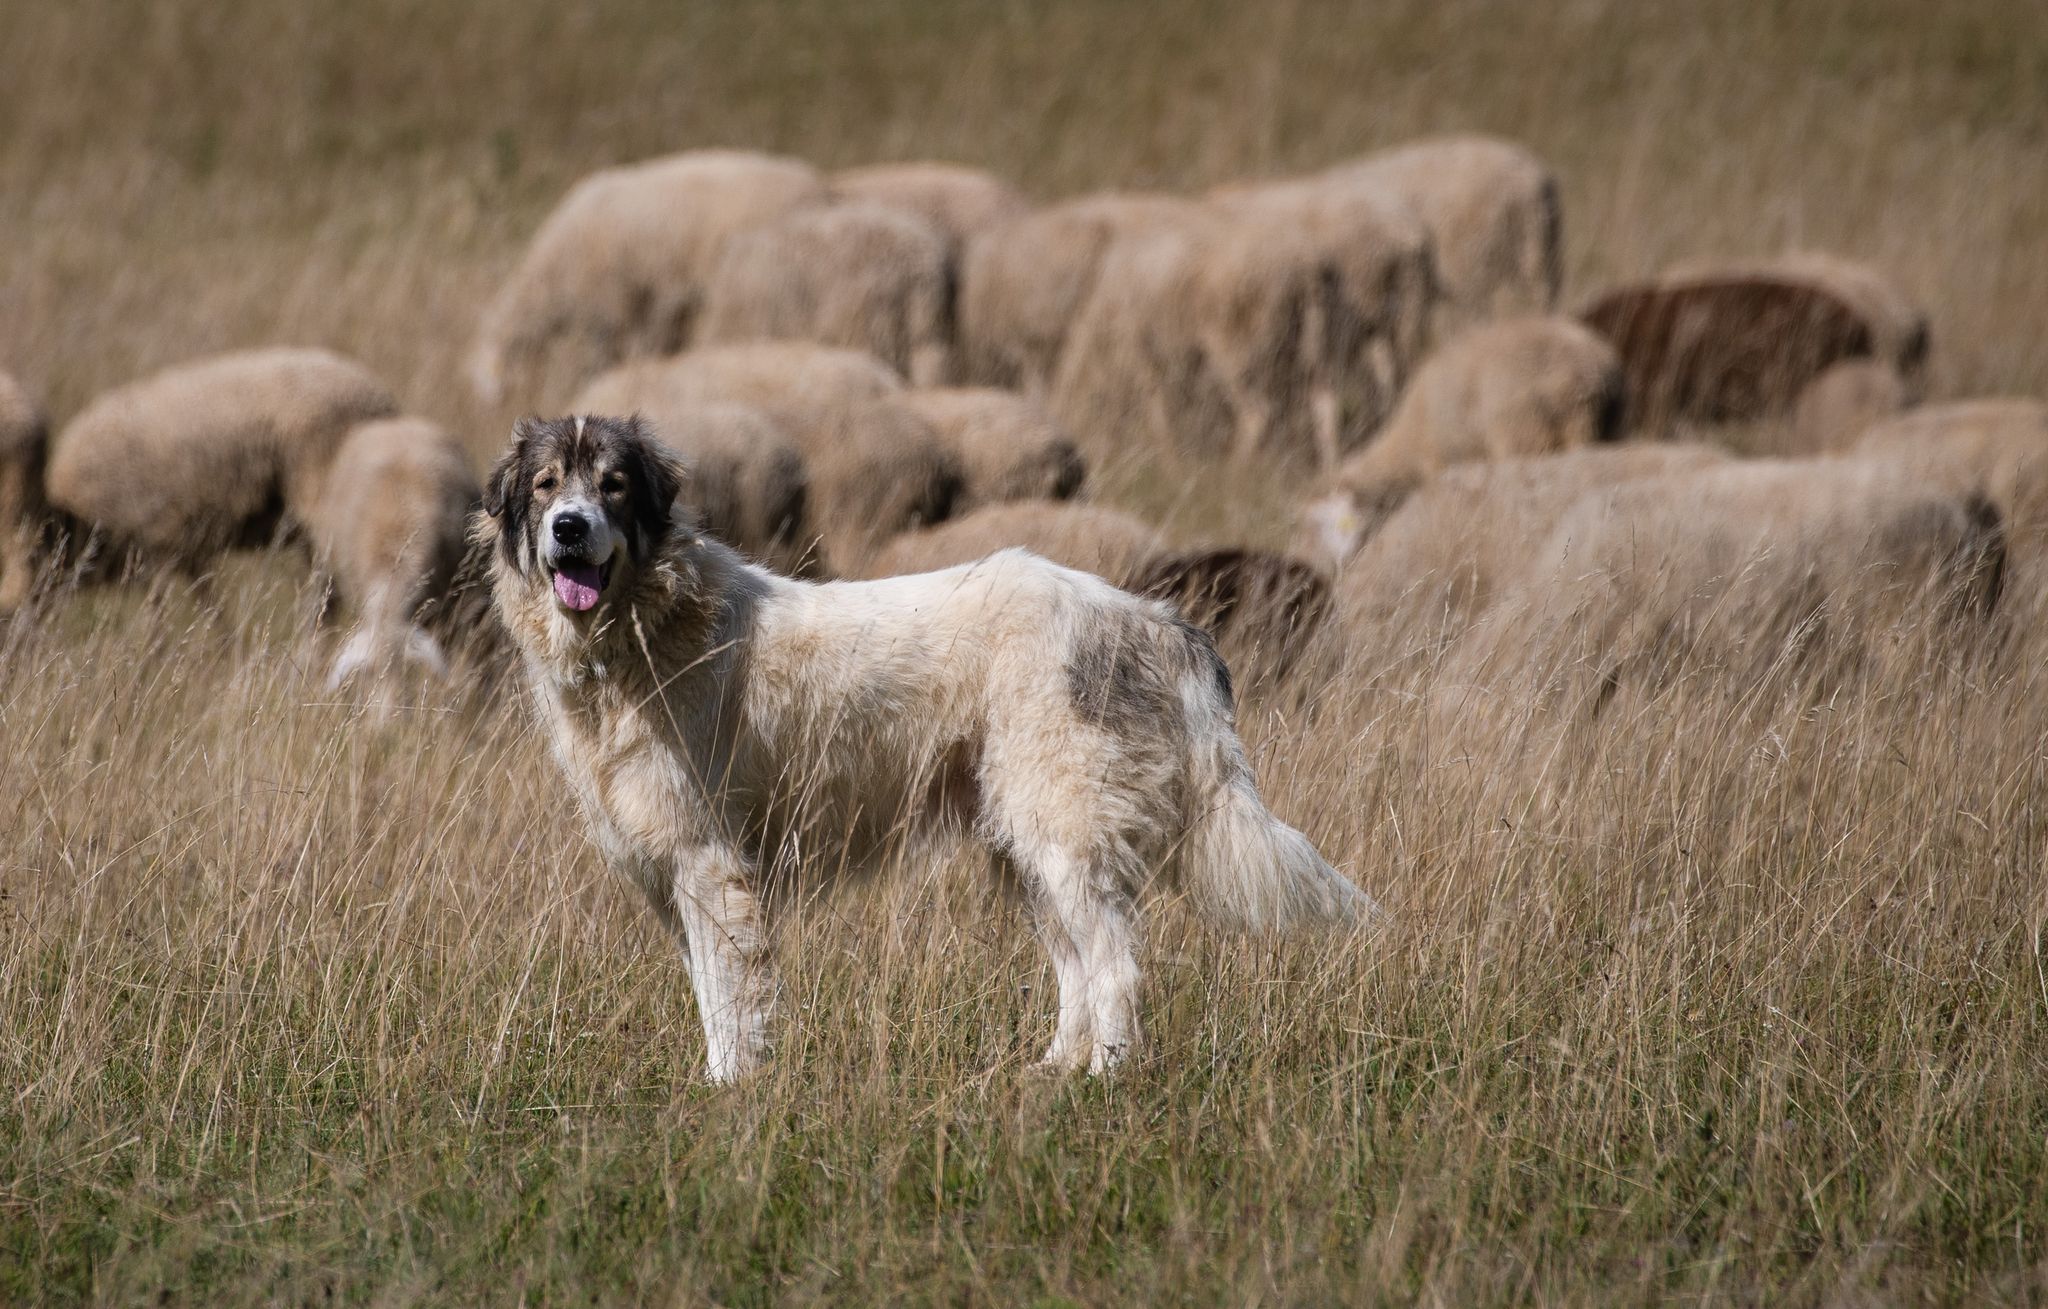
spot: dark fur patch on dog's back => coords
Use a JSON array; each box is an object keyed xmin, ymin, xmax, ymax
[{"xmin": 1066, "ymin": 610, "xmax": 1179, "ymax": 733}]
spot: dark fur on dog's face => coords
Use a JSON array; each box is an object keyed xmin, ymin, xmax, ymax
[{"xmin": 482, "ymin": 414, "xmax": 685, "ymax": 615}]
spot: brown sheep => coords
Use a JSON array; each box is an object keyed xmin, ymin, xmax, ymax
[
  {"xmin": 1441, "ymin": 458, "xmax": 2005, "ymax": 717},
  {"xmin": 572, "ymin": 363, "xmax": 813, "ymax": 574},
  {"xmin": 1307, "ymin": 316, "xmax": 1625, "ymax": 554},
  {"xmin": 1210, "ymin": 174, "xmax": 1439, "ymax": 462},
  {"xmin": 467, "ymin": 150, "xmax": 825, "ymax": 403},
  {"xmin": 865, "ymin": 501, "xmax": 1331, "ymax": 691},
  {"xmin": 1324, "ymin": 135, "xmax": 1561, "ymax": 334},
  {"xmin": 896, "ymin": 388, "xmax": 1086, "ymax": 509},
  {"xmin": 956, "ymin": 192, "xmax": 1206, "ymax": 393},
  {"xmin": 304, "ymin": 417, "xmax": 479, "ymax": 686},
  {"xmin": 0, "ymin": 371, "xmax": 52, "ymax": 614},
  {"xmin": 1669, "ymin": 251, "xmax": 1929, "ymax": 390},
  {"xmin": 697, "ymin": 201, "xmax": 955, "ymax": 385},
  {"xmin": 1052, "ymin": 209, "xmax": 1338, "ymax": 465},
  {"xmin": 1326, "ymin": 444, "xmax": 1730, "ymax": 661},
  {"xmin": 46, "ymin": 348, "xmax": 399, "ymax": 570},
  {"xmin": 830, "ymin": 162, "xmax": 1030, "ymax": 256},
  {"xmin": 1581, "ymin": 256, "xmax": 1922, "ymax": 433}
]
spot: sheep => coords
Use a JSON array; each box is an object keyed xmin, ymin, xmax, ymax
[
  {"xmin": 1788, "ymin": 359, "xmax": 1912, "ymax": 454},
  {"xmin": 46, "ymin": 348, "xmax": 399, "ymax": 571},
  {"xmin": 696, "ymin": 201, "xmax": 955, "ymax": 385},
  {"xmin": 1440, "ymin": 457, "xmax": 2005, "ymax": 718},
  {"xmin": 1853, "ymin": 400, "xmax": 2048, "ymax": 556},
  {"xmin": 865, "ymin": 500, "xmax": 1166, "ymax": 581},
  {"xmin": 304, "ymin": 417, "xmax": 479, "ymax": 686},
  {"xmin": 830, "ymin": 161, "xmax": 1030, "ymax": 256},
  {"xmin": 583, "ymin": 344, "xmax": 940, "ymax": 572},
  {"xmin": 1304, "ymin": 315, "xmax": 1625, "ymax": 555},
  {"xmin": 467, "ymin": 150, "xmax": 825, "ymax": 403},
  {"xmin": 0, "ymin": 371, "xmax": 52, "ymax": 614},
  {"xmin": 1051, "ymin": 208, "xmax": 1338, "ymax": 465},
  {"xmin": 1325, "ymin": 443, "xmax": 1730, "ymax": 663},
  {"xmin": 790, "ymin": 398, "xmax": 965, "ymax": 572},
  {"xmin": 1669, "ymin": 251, "xmax": 1928, "ymax": 390},
  {"xmin": 1324, "ymin": 135, "xmax": 1561, "ymax": 334},
  {"xmin": 615, "ymin": 340, "xmax": 904, "ymax": 413},
  {"xmin": 866, "ymin": 501, "xmax": 1332, "ymax": 690},
  {"xmin": 571, "ymin": 362, "xmax": 813, "ymax": 574},
  {"xmin": 956, "ymin": 192, "xmax": 1206, "ymax": 393},
  {"xmin": 1580, "ymin": 256, "xmax": 1919, "ymax": 434},
  {"xmin": 1210, "ymin": 174, "xmax": 1439, "ymax": 461},
  {"xmin": 896, "ymin": 387, "xmax": 1086, "ymax": 509}
]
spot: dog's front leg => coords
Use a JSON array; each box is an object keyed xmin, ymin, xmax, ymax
[{"xmin": 672, "ymin": 845, "xmax": 775, "ymax": 1084}]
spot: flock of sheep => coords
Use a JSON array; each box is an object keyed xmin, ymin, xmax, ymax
[{"xmin": 4, "ymin": 135, "xmax": 2041, "ymax": 717}]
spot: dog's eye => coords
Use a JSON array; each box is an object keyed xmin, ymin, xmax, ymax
[
  {"xmin": 533, "ymin": 472, "xmax": 558, "ymax": 494},
  {"xmin": 601, "ymin": 472, "xmax": 628, "ymax": 496}
]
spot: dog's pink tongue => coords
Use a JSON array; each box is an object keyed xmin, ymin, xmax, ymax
[{"xmin": 553, "ymin": 563, "xmax": 604, "ymax": 611}]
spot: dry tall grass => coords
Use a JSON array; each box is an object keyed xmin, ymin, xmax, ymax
[{"xmin": 5, "ymin": 1, "xmax": 2048, "ymax": 1303}]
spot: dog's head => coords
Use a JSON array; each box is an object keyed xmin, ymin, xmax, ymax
[{"xmin": 481, "ymin": 414, "xmax": 685, "ymax": 618}]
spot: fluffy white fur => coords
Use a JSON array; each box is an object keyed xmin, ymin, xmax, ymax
[{"xmin": 482, "ymin": 416, "xmax": 1370, "ymax": 1081}]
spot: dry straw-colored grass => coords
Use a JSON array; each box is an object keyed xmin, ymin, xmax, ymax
[{"xmin": 5, "ymin": 1, "xmax": 2048, "ymax": 1303}]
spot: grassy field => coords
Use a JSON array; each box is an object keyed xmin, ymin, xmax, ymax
[{"xmin": 6, "ymin": 0, "xmax": 2048, "ymax": 1303}]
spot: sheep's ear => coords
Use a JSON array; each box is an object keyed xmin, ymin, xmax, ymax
[{"xmin": 482, "ymin": 418, "xmax": 540, "ymax": 519}]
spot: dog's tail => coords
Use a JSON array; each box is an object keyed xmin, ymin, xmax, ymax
[{"xmin": 1171, "ymin": 627, "xmax": 1380, "ymax": 933}]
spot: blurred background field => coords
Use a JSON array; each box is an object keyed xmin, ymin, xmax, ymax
[{"xmin": 5, "ymin": 1, "xmax": 2048, "ymax": 1304}]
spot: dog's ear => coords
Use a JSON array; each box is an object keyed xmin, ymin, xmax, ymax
[
  {"xmin": 620, "ymin": 413, "xmax": 688, "ymax": 532},
  {"xmin": 483, "ymin": 417, "xmax": 541, "ymax": 520}
]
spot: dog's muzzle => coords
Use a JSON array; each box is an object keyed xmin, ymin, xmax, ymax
[{"xmin": 544, "ymin": 503, "xmax": 615, "ymax": 613}]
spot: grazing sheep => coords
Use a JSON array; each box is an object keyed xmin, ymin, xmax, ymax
[
  {"xmin": 0, "ymin": 371, "xmax": 51, "ymax": 614},
  {"xmin": 618, "ymin": 341, "xmax": 904, "ymax": 413},
  {"xmin": 697, "ymin": 201, "xmax": 954, "ymax": 385},
  {"xmin": 1325, "ymin": 135, "xmax": 1561, "ymax": 333},
  {"xmin": 1441, "ymin": 458, "xmax": 2005, "ymax": 717},
  {"xmin": 1308, "ymin": 316, "xmax": 1625, "ymax": 552},
  {"xmin": 1670, "ymin": 251, "xmax": 1929, "ymax": 390},
  {"xmin": 897, "ymin": 388, "xmax": 1086, "ymax": 509},
  {"xmin": 468, "ymin": 150, "xmax": 825, "ymax": 402},
  {"xmin": 1052, "ymin": 210, "xmax": 1338, "ymax": 464},
  {"xmin": 1854, "ymin": 400, "xmax": 2048, "ymax": 556},
  {"xmin": 867, "ymin": 502, "xmax": 1331, "ymax": 690},
  {"xmin": 1326, "ymin": 444, "xmax": 1730, "ymax": 660},
  {"xmin": 1211, "ymin": 174, "xmax": 1439, "ymax": 461},
  {"xmin": 830, "ymin": 161, "xmax": 1030, "ymax": 256},
  {"xmin": 46, "ymin": 348, "xmax": 398, "ymax": 569},
  {"xmin": 791, "ymin": 398, "xmax": 965, "ymax": 572},
  {"xmin": 1581, "ymin": 257, "xmax": 1916, "ymax": 433},
  {"xmin": 866, "ymin": 501, "xmax": 1167, "ymax": 581},
  {"xmin": 572, "ymin": 364, "xmax": 813, "ymax": 573},
  {"xmin": 1788, "ymin": 359, "xmax": 1912, "ymax": 454},
  {"xmin": 305, "ymin": 417, "xmax": 479, "ymax": 686},
  {"xmin": 957, "ymin": 192, "xmax": 1205, "ymax": 393},
  {"xmin": 586, "ymin": 344, "xmax": 940, "ymax": 572}
]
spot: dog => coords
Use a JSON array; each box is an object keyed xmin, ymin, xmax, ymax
[{"xmin": 477, "ymin": 414, "xmax": 1372, "ymax": 1081}]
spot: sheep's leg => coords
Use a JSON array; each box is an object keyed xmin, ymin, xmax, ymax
[{"xmin": 672, "ymin": 844, "xmax": 775, "ymax": 1083}]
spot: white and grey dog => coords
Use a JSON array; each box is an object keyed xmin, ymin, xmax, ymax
[{"xmin": 478, "ymin": 414, "xmax": 1371, "ymax": 1081}]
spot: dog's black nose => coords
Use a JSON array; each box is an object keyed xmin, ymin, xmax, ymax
[{"xmin": 552, "ymin": 512, "xmax": 590, "ymax": 546}]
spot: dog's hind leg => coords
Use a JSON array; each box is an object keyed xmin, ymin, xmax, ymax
[
  {"xmin": 1005, "ymin": 834, "xmax": 1142, "ymax": 1074},
  {"xmin": 671, "ymin": 845, "xmax": 776, "ymax": 1084}
]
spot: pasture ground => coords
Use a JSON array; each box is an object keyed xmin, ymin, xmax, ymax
[{"xmin": 5, "ymin": 1, "xmax": 2048, "ymax": 1303}]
